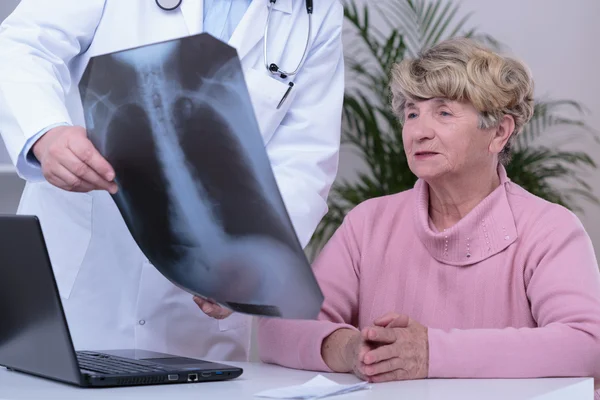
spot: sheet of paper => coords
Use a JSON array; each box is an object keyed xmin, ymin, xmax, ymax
[
  {"xmin": 78, "ymin": 33, "xmax": 323, "ymax": 320},
  {"xmin": 254, "ymin": 375, "xmax": 371, "ymax": 399}
]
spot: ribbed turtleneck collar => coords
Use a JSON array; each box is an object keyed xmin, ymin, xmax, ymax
[{"xmin": 413, "ymin": 165, "xmax": 518, "ymax": 266}]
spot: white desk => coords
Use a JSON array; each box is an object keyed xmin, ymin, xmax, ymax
[{"xmin": 0, "ymin": 362, "xmax": 593, "ymax": 400}]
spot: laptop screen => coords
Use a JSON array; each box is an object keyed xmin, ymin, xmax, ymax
[{"xmin": 0, "ymin": 215, "xmax": 82, "ymax": 385}]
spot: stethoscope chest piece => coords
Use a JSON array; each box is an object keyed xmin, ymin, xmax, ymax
[{"xmin": 156, "ymin": 0, "xmax": 182, "ymax": 11}]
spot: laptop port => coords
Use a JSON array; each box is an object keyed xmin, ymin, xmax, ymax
[
  {"xmin": 201, "ymin": 372, "xmax": 212, "ymax": 378},
  {"xmin": 187, "ymin": 373, "xmax": 198, "ymax": 382},
  {"xmin": 168, "ymin": 374, "xmax": 179, "ymax": 381}
]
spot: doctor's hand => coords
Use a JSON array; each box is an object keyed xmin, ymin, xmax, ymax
[
  {"xmin": 360, "ymin": 313, "xmax": 428, "ymax": 383},
  {"xmin": 32, "ymin": 126, "xmax": 118, "ymax": 194},
  {"xmin": 193, "ymin": 296, "xmax": 233, "ymax": 319}
]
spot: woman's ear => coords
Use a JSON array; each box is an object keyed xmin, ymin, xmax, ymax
[{"xmin": 489, "ymin": 114, "xmax": 516, "ymax": 155}]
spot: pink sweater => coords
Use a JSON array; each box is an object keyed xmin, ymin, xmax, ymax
[{"xmin": 258, "ymin": 167, "xmax": 600, "ymax": 397}]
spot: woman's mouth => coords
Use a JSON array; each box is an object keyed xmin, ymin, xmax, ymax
[{"xmin": 414, "ymin": 151, "xmax": 438, "ymax": 159}]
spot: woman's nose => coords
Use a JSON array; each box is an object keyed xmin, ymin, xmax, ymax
[{"xmin": 410, "ymin": 116, "xmax": 435, "ymax": 141}]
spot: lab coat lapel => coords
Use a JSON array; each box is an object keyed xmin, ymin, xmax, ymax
[
  {"xmin": 180, "ymin": 0, "xmax": 293, "ymax": 61},
  {"xmin": 228, "ymin": 0, "xmax": 269, "ymax": 61},
  {"xmin": 180, "ymin": 0, "xmax": 204, "ymax": 35}
]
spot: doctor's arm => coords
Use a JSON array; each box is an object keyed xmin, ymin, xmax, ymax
[{"xmin": 0, "ymin": 0, "xmax": 116, "ymax": 192}]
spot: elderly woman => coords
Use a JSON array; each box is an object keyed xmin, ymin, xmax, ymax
[{"xmin": 257, "ymin": 37, "xmax": 600, "ymax": 396}]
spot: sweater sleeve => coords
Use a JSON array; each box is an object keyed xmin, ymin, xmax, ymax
[
  {"xmin": 428, "ymin": 208, "xmax": 600, "ymax": 388},
  {"xmin": 257, "ymin": 211, "xmax": 364, "ymax": 371}
]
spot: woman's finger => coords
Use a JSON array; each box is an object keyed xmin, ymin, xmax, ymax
[
  {"xmin": 363, "ymin": 357, "xmax": 404, "ymax": 377},
  {"xmin": 373, "ymin": 312, "xmax": 402, "ymax": 327},
  {"xmin": 362, "ymin": 326, "xmax": 397, "ymax": 344},
  {"xmin": 384, "ymin": 314, "xmax": 410, "ymax": 329},
  {"xmin": 363, "ymin": 343, "xmax": 398, "ymax": 365},
  {"xmin": 368, "ymin": 368, "xmax": 410, "ymax": 383}
]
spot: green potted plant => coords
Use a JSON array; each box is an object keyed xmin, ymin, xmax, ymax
[{"xmin": 308, "ymin": 0, "xmax": 598, "ymax": 258}]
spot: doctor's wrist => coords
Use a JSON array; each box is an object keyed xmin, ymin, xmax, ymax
[{"xmin": 32, "ymin": 125, "xmax": 67, "ymax": 163}]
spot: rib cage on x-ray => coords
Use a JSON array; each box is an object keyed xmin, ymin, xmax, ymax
[{"xmin": 78, "ymin": 34, "xmax": 323, "ymax": 319}]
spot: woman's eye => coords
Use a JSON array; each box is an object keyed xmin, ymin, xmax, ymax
[
  {"xmin": 440, "ymin": 111, "xmax": 452, "ymax": 117},
  {"xmin": 407, "ymin": 112, "xmax": 417, "ymax": 119}
]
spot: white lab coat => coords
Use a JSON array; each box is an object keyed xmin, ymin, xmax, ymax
[{"xmin": 0, "ymin": 0, "xmax": 343, "ymax": 361}]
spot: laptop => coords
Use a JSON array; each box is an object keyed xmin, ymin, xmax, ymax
[{"xmin": 0, "ymin": 214, "xmax": 243, "ymax": 387}]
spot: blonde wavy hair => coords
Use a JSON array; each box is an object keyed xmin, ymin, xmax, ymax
[{"xmin": 390, "ymin": 37, "xmax": 535, "ymax": 165}]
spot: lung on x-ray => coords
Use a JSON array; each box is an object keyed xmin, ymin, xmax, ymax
[{"xmin": 78, "ymin": 33, "xmax": 323, "ymax": 320}]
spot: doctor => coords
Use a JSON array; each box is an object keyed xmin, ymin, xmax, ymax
[{"xmin": 0, "ymin": 0, "xmax": 343, "ymax": 361}]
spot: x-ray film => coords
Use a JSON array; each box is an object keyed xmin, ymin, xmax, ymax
[{"xmin": 78, "ymin": 33, "xmax": 323, "ymax": 319}]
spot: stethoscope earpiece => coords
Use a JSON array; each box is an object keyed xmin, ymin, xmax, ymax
[{"xmin": 155, "ymin": 0, "xmax": 183, "ymax": 11}]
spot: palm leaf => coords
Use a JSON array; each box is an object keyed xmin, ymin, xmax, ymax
[
  {"xmin": 375, "ymin": 0, "xmax": 477, "ymax": 56},
  {"xmin": 517, "ymin": 100, "xmax": 598, "ymax": 149}
]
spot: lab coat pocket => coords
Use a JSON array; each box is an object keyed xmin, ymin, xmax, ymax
[
  {"xmin": 244, "ymin": 67, "xmax": 297, "ymax": 145},
  {"xmin": 18, "ymin": 183, "xmax": 93, "ymax": 300}
]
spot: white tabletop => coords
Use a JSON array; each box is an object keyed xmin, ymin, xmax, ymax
[{"xmin": 0, "ymin": 362, "xmax": 593, "ymax": 400}]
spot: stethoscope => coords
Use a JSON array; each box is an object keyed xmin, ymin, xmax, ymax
[{"xmin": 156, "ymin": 0, "xmax": 312, "ymax": 108}]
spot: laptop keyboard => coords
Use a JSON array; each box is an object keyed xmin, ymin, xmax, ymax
[{"xmin": 77, "ymin": 351, "xmax": 168, "ymax": 375}]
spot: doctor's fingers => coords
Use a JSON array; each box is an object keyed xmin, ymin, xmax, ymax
[
  {"xmin": 56, "ymin": 149, "xmax": 118, "ymax": 194},
  {"xmin": 193, "ymin": 296, "xmax": 233, "ymax": 319},
  {"xmin": 66, "ymin": 135, "xmax": 116, "ymax": 183},
  {"xmin": 64, "ymin": 141, "xmax": 118, "ymax": 194},
  {"xmin": 46, "ymin": 163, "xmax": 97, "ymax": 193},
  {"xmin": 212, "ymin": 305, "xmax": 233, "ymax": 319}
]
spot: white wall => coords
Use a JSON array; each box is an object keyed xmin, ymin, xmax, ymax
[{"xmin": 337, "ymin": 0, "xmax": 600, "ymax": 254}]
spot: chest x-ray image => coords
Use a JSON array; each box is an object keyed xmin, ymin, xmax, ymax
[{"xmin": 78, "ymin": 33, "xmax": 323, "ymax": 320}]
